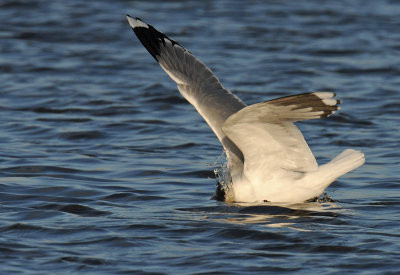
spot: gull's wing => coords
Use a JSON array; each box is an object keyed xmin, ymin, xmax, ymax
[
  {"xmin": 222, "ymin": 92, "xmax": 340, "ymax": 174},
  {"xmin": 127, "ymin": 15, "xmax": 246, "ymax": 170}
]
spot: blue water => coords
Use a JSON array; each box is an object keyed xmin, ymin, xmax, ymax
[{"xmin": 1, "ymin": 0, "xmax": 400, "ymax": 274}]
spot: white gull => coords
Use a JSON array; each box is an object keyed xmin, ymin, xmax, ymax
[{"xmin": 126, "ymin": 15, "xmax": 365, "ymax": 203}]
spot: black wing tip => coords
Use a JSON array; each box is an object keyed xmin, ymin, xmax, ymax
[
  {"xmin": 311, "ymin": 92, "xmax": 341, "ymax": 118},
  {"xmin": 126, "ymin": 15, "xmax": 149, "ymax": 30},
  {"xmin": 266, "ymin": 91, "xmax": 341, "ymax": 119},
  {"xmin": 126, "ymin": 14, "xmax": 141, "ymax": 20},
  {"xmin": 127, "ymin": 16, "xmax": 187, "ymax": 63},
  {"xmin": 126, "ymin": 15, "xmax": 161, "ymax": 61}
]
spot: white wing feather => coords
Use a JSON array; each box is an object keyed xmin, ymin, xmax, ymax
[{"xmin": 222, "ymin": 93, "xmax": 340, "ymax": 174}]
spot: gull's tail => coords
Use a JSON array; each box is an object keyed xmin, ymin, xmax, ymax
[
  {"xmin": 302, "ymin": 149, "xmax": 365, "ymax": 200},
  {"xmin": 318, "ymin": 149, "xmax": 365, "ymax": 183}
]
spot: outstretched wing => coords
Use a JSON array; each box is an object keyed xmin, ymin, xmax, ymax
[
  {"xmin": 127, "ymin": 15, "xmax": 246, "ymax": 170},
  {"xmin": 222, "ymin": 92, "xmax": 340, "ymax": 174}
]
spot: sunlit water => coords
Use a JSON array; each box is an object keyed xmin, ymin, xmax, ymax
[{"xmin": 1, "ymin": 0, "xmax": 400, "ymax": 274}]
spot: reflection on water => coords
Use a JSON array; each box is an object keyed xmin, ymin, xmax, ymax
[{"xmin": 189, "ymin": 200, "xmax": 346, "ymax": 229}]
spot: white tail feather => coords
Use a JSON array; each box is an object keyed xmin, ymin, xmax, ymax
[
  {"xmin": 300, "ymin": 149, "xmax": 365, "ymax": 200},
  {"xmin": 318, "ymin": 149, "xmax": 365, "ymax": 183}
]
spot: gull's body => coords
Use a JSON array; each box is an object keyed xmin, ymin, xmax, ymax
[{"xmin": 127, "ymin": 15, "xmax": 365, "ymax": 203}]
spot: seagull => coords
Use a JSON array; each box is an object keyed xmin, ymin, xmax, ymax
[{"xmin": 126, "ymin": 15, "xmax": 365, "ymax": 203}]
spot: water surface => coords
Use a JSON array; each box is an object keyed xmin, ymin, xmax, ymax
[{"xmin": 1, "ymin": 0, "xmax": 400, "ymax": 274}]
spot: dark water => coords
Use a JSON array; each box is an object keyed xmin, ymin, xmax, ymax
[{"xmin": 1, "ymin": 0, "xmax": 400, "ymax": 274}]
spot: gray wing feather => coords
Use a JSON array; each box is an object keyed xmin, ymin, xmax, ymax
[{"xmin": 127, "ymin": 15, "xmax": 246, "ymax": 170}]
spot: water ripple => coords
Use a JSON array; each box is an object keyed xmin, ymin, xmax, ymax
[{"xmin": 1, "ymin": 0, "xmax": 399, "ymax": 274}]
